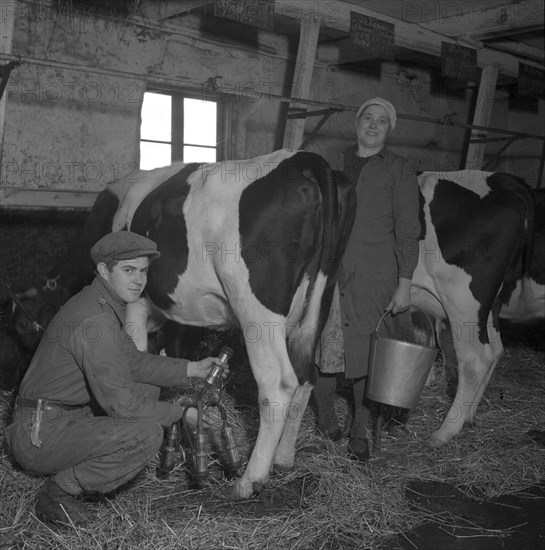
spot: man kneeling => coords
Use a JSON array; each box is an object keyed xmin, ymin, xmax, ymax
[{"xmin": 5, "ymin": 231, "xmax": 223, "ymax": 527}]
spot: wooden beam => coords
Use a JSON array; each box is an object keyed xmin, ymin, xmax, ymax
[
  {"xmin": 418, "ymin": 1, "xmax": 544, "ymax": 41},
  {"xmin": 0, "ymin": 0, "xmax": 16, "ymax": 170},
  {"xmin": 465, "ymin": 65, "xmax": 499, "ymax": 170},
  {"xmin": 0, "ymin": 187, "xmax": 98, "ymax": 210},
  {"xmin": 485, "ymin": 39, "xmax": 544, "ymax": 64},
  {"xmin": 282, "ymin": 15, "xmax": 320, "ymax": 149},
  {"xmin": 139, "ymin": 0, "xmax": 211, "ymax": 21},
  {"xmin": 287, "ymin": 1, "xmax": 544, "ymax": 77}
]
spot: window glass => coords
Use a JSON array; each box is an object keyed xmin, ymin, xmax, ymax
[
  {"xmin": 184, "ymin": 98, "xmax": 217, "ymax": 146},
  {"xmin": 140, "ymin": 142, "xmax": 171, "ymax": 170},
  {"xmin": 141, "ymin": 93, "xmax": 172, "ymax": 141},
  {"xmin": 183, "ymin": 145, "xmax": 217, "ymax": 163}
]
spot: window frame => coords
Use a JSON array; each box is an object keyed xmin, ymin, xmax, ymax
[{"xmin": 139, "ymin": 88, "xmax": 230, "ymax": 167}]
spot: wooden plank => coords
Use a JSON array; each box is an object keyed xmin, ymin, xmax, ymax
[
  {"xmin": 465, "ymin": 66, "xmax": 499, "ymax": 170},
  {"xmin": 0, "ymin": 0, "xmax": 16, "ymax": 168},
  {"xmin": 287, "ymin": 1, "xmax": 544, "ymax": 77},
  {"xmin": 417, "ymin": 1, "xmax": 544, "ymax": 41},
  {"xmin": 140, "ymin": 0, "xmax": 211, "ymax": 21},
  {"xmin": 484, "ymin": 40, "xmax": 544, "ymax": 64},
  {"xmin": 282, "ymin": 16, "xmax": 320, "ymax": 149},
  {"xmin": 0, "ymin": 187, "xmax": 98, "ymax": 210}
]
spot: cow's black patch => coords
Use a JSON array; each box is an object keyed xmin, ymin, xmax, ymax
[
  {"xmin": 131, "ymin": 164, "xmax": 200, "ymax": 310},
  {"xmin": 430, "ymin": 174, "xmax": 531, "ymax": 343},
  {"xmin": 418, "ymin": 190, "xmax": 426, "ymax": 241},
  {"xmin": 239, "ymin": 154, "xmax": 322, "ymax": 317}
]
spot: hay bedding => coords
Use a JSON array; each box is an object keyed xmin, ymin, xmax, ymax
[{"xmin": 1, "ymin": 333, "xmax": 544, "ymax": 550}]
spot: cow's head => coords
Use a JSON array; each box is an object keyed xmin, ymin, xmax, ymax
[{"xmin": 0, "ymin": 281, "xmax": 68, "ymax": 389}]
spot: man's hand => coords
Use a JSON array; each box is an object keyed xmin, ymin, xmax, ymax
[
  {"xmin": 187, "ymin": 356, "xmax": 230, "ymax": 379},
  {"xmin": 183, "ymin": 406, "xmax": 213, "ymax": 429}
]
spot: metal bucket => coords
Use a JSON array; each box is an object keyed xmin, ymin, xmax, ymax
[{"xmin": 366, "ymin": 305, "xmax": 438, "ymax": 409}]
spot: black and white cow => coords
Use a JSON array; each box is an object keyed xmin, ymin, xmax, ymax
[
  {"xmin": 0, "ymin": 287, "xmax": 61, "ymax": 389},
  {"xmin": 411, "ymin": 170, "xmax": 536, "ymax": 446},
  {"xmin": 8, "ymin": 149, "xmax": 355, "ymax": 500}
]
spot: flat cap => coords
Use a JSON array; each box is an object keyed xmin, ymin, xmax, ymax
[
  {"xmin": 356, "ymin": 97, "xmax": 397, "ymax": 130},
  {"xmin": 90, "ymin": 231, "xmax": 161, "ymax": 265}
]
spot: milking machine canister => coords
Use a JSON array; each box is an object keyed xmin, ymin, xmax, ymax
[{"xmin": 160, "ymin": 345, "xmax": 240, "ymax": 480}]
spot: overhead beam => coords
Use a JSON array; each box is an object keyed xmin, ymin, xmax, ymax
[
  {"xmin": 417, "ymin": 1, "xmax": 544, "ymax": 41},
  {"xmin": 485, "ymin": 39, "xmax": 544, "ymax": 64},
  {"xmin": 139, "ymin": 0, "xmax": 210, "ymax": 21},
  {"xmin": 281, "ymin": 1, "xmax": 544, "ymax": 77}
]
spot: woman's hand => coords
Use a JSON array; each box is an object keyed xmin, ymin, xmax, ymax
[
  {"xmin": 385, "ymin": 277, "xmax": 412, "ymax": 315},
  {"xmin": 187, "ymin": 356, "xmax": 230, "ymax": 380}
]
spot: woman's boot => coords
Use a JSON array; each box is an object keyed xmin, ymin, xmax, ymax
[
  {"xmin": 347, "ymin": 376, "xmax": 370, "ymax": 462},
  {"xmin": 312, "ymin": 369, "xmax": 342, "ymax": 441}
]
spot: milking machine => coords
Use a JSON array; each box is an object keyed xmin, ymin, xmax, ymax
[{"xmin": 159, "ymin": 345, "xmax": 242, "ymax": 480}]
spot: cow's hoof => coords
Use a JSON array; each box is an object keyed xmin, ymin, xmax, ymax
[
  {"xmin": 252, "ymin": 481, "xmax": 266, "ymax": 494},
  {"xmin": 224, "ymin": 479, "xmax": 267, "ymax": 501},
  {"xmin": 348, "ymin": 437, "xmax": 370, "ymax": 462},
  {"xmin": 272, "ymin": 463, "xmax": 294, "ymax": 474},
  {"xmin": 429, "ymin": 432, "xmax": 448, "ymax": 447}
]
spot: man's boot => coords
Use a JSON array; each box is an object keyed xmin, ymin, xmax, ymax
[
  {"xmin": 313, "ymin": 369, "xmax": 342, "ymax": 441},
  {"xmin": 35, "ymin": 478, "xmax": 90, "ymax": 527}
]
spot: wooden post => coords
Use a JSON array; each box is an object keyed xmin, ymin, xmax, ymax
[
  {"xmin": 465, "ymin": 65, "xmax": 499, "ymax": 170},
  {"xmin": 282, "ymin": 15, "xmax": 320, "ymax": 150},
  {"xmin": 0, "ymin": 0, "xmax": 16, "ymax": 169}
]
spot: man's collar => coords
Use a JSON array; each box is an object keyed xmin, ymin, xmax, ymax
[{"xmin": 91, "ymin": 276, "xmax": 127, "ymax": 322}]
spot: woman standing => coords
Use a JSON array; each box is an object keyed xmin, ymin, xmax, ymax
[{"xmin": 314, "ymin": 98, "xmax": 421, "ymax": 460}]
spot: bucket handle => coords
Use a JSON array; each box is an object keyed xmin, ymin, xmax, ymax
[{"xmin": 374, "ymin": 304, "xmax": 436, "ymax": 348}]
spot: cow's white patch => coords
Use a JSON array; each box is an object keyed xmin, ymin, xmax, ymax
[
  {"xmin": 500, "ymin": 276, "xmax": 545, "ymax": 322},
  {"xmin": 419, "ymin": 170, "xmax": 493, "ymax": 199}
]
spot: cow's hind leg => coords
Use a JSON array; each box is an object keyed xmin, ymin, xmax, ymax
[
  {"xmin": 228, "ymin": 339, "xmax": 299, "ymax": 500},
  {"xmin": 467, "ymin": 315, "xmax": 504, "ymax": 425},
  {"xmin": 273, "ymin": 381, "xmax": 313, "ymax": 470},
  {"xmin": 431, "ymin": 332, "xmax": 495, "ymax": 446}
]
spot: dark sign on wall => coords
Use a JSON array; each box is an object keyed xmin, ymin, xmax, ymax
[
  {"xmin": 518, "ymin": 62, "xmax": 545, "ymax": 99},
  {"xmin": 440, "ymin": 42, "xmax": 477, "ymax": 82},
  {"xmin": 349, "ymin": 12, "xmax": 395, "ymax": 60},
  {"xmin": 214, "ymin": 0, "xmax": 275, "ymax": 29}
]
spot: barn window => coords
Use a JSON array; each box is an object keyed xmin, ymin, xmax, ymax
[{"xmin": 139, "ymin": 91, "xmax": 219, "ymax": 169}]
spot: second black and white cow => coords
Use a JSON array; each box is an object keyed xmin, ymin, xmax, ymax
[
  {"xmin": 411, "ymin": 170, "xmax": 535, "ymax": 446},
  {"xmin": 39, "ymin": 149, "xmax": 355, "ymax": 499},
  {"xmin": 499, "ymin": 188, "xmax": 545, "ymax": 323}
]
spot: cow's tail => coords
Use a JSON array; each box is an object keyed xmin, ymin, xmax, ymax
[
  {"xmin": 288, "ymin": 152, "xmax": 356, "ymax": 383},
  {"xmin": 498, "ymin": 173, "xmax": 535, "ymax": 276}
]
